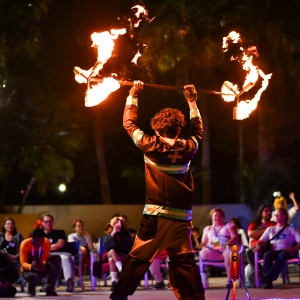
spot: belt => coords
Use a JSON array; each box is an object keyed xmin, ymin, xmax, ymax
[{"xmin": 143, "ymin": 204, "xmax": 192, "ymax": 221}]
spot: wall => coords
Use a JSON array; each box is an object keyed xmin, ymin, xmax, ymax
[
  {"xmin": 0, "ymin": 213, "xmax": 39, "ymax": 238},
  {"xmin": 2, "ymin": 204, "xmax": 253, "ymax": 240}
]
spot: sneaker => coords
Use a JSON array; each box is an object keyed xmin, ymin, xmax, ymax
[
  {"xmin": 28, "ymin": 284, "xmax": 36, "ymax": 296},
  {"xmin": 154, "ymin": 281, "xmax": 165, "ymax": 289},
  {"xmin": 46, "ymin": 290, "xmax": 58, "ymax": 296},
  {"xmin": 262, "ymin": 274, "xmax": 273, "ymax": 289},
  {"xmin": 66, "ymin": 278, "xmax": 74, "ymax": 292},
  {"xmin": 111, "ymin": 281, "xmax": 117, "ymax": 291},
  {"xmin": 110, "ymin": 292, "xmax": 128, "ymax": 300},
  {"xmin": 263, "ymin": 282, "xmax": 273, "ymax": 289},
  {"xmin": 40, "ymin": 284, "xmax": 47, "ymax": 292}
]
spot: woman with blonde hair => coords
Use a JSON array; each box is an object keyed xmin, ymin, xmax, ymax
[
  {"xmin": 271, "ymin": 192, "xmax": 299, "ymax": 224},
  {"xmin": 200, "ymin": 208, "xmax": 238, "ymax": 287}
]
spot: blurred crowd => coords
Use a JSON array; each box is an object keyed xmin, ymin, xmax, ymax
[{"xmin": 0, "ymin": 192, "xmax": 299, "ymax": 297}]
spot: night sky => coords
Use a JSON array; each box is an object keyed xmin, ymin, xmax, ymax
[{"xmin": 1, "ymin": 0, "xmax": 299, "ymax": 208}]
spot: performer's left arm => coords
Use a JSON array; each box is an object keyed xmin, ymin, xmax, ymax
[{"xmin": 183, "ymin": 85, "xmax": 203, "ymax": 147}]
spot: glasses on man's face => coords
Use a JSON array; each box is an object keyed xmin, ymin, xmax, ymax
[{"xmin": 43, "ymin": 220, "xmax": 53, "ymax": 223}]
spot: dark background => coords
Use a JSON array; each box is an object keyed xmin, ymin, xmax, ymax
[{"xmin": 0, "ymin": 0, "xmax": 299, "ymax": 209}]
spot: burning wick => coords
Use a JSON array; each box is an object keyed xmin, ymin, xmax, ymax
[
  {"xmin": 222, "ymin": 31, "xmax": 272, "ymax": 120},
  {"xmin": 74, "ymin": 5, "xmax": 148, "ymax": 107},
  {"xmin": 73, "ymin": 68, "xmax": 235, "ymax": 97}
]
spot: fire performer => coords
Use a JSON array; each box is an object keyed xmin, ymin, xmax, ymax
[{"xmin": 110, "ymin": 81, "xmax": 205, "ymax": 300}]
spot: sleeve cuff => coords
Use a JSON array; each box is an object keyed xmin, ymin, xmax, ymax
[
  {"xmin": 190, "ymin": 108, "xmax": 201, "ymax": 119},
  {"xmin": 126, "ymin": 95, "xmax": 138, "ymax": 106}
]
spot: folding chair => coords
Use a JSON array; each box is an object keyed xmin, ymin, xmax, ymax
[
  {"xmin": 199, "ymin": 249, "xmax": 244, "ymax": 288},
  {"xmin": 254, "ymin": 250, "xmax": 300, "ymax": 287}
]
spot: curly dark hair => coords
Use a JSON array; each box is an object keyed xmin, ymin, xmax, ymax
[
  {"xmin": 150, "ymin": 108, "xmax": 186, "ymax": 138},
  {"xmin": 251, "ymin": 204, "xmax": 272, "ymax": 226}
]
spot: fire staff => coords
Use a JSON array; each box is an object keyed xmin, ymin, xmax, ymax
[{"xmin": 110, "ymin": 81, "xmax": 205, "ymax": 300}]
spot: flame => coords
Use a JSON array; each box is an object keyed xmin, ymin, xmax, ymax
[
  {"xmin": 132, "ymin": 51, "xmax": 142, "ymax": 64},
  {"xmin": 221, "ymin": 81, "xmax": 239, "ymax": 102},
  {"xmin": 74, "ymin": 5, "xmax": 149, "ymax": 107},
  {"xmin": 91, "ymin": 29, "xmax": 126, "ymax": 64},
  {"xmin": 235, "ymin": 71, "xmax": 272, "ymax": 120},
  {"xmin": 222, "ymin": 31, "xmax": 241, "ymax": 51},
  {"xmin": 131, "ymin": 5, "xmax": 148, "ymax": 27},
  {"xmin": 74, "ymin": 66, "xmax": 92, "ymax": 83},
  {"xmin": 85, "ymin": 77, "xmax": 120, "ymax": 107},
  {"xmin": 222, "ymin": 31, "xmax": 272, "ymax": 120},
  {"xmin": 74, "ymin": 29, "xmax": 126, "ymax": 107}
]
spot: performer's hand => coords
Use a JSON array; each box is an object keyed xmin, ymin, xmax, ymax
[
  {"xmin": 184, "ymin": 84, "xmax": 197, "ymax": 102},
  {"xmin": 129, "ymin": 80, "xmax": 144, "ymax": 97}
]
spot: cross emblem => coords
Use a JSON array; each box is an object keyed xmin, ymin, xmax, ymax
[{"xmin": 168, "ymin": 150, "xmax": 183, "ymax": 163}]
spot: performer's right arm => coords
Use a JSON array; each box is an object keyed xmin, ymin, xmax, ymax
[{"xmin": 123, "ymin": 81, "xmax": 153, "ymax": 150}]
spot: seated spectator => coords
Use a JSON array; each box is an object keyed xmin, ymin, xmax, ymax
[
  {"xmin": 68, "ymin": 219, "xmax": 94, "ymax": 268},
  {"xmin": 254, "ymin": 208, "xmax": 300, "ymax": 289},
  {"xmin": 0, "ymin": 251, "xmax": 18, "ymax": 297},
  {"xmin": 0, "ymin": 217, "xmax": 23, "ymax": 262},
  {"xmin": 120, "ymin": 215, "xmax": 128, "ymax": 229},
  {"xmin": 230, "ymin": 218, "xmax": 249, "ymax": 248},
  {"xmin": 102, "ymin": 222, "xmax": 113, "ymax": 239},
  {"xmin": 149, "ymin": 250, "xmax": 168, "ymax": 289},
  {"xmin": 110, "ymin": 214, "xmax": 121, "ymax": 228},
  {"xmin": 103, "ymin": 218, "xmax": 133, "ymax": 290},
  {"xmin": 41, "ymin": 212, "xmax": 75, "ymax": 292},
  {"xmin": 271, "ymin": 192, "xmax": 299, "ymax": 224},
  {"xmin": 199, "ymin": 208, "xmax": 238, "ymax": 287},
  {"xmin": 191, "ymin": 226, "xmax": 202, "ymax": 250},
  {"xmin": 127, "ymin": 228, "xmax": 137, "ymax": 242},
  {"xmin": 245, "ymin": 204, "xmax": 275, "ymax": 288},
  {"xmin": 20, "ymin": 228, "xmax": 61, "ymax": 296}
]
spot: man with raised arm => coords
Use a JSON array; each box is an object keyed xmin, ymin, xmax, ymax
[{"xmin": 110, "ymin": 81, "xmax": 205, "ymax": 300}]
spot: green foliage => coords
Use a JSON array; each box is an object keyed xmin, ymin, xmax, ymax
[
  {"xmin": 0, "ymin": 0, "xmax": 86, "ymax": 205},
  {"xmin": 139, "ymin": 0, "xmax": 300, "ymax": 204}
]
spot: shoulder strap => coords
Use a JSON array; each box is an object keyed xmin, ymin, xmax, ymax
[{"xmin": 269, "ymin": 225, "xmax": 287, "ymax": 241}]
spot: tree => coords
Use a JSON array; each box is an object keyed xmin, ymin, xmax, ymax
[
  {"xmin": 0, "ymin": 1, "xmax": 86, "ymax": 210},
  {"xmin": 139, "ymin": 0, "xmax": 300, "ymax": 205}
]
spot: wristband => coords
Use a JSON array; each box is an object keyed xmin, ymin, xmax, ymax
[{"xmin": 126, "ymin": 95, "xmax": 138, "ymax": 106}]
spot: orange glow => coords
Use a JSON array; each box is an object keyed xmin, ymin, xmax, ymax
[
  {"xmin": 74, "ymin": 5, "xmax": 150, "ymax": 107},
  {"xmin": 74, "ymin": 29, "xmax": 126, "ymax": 106},
  {"xmin": 222, "ymin": 31, "xmax": 241, "ymax": 51},
  {"xmin": 131, "ymin": 5, "xmax": 148, "ymax": 27},
  {"xmin": 221, "ymin": 81, "xmax": 239, "ymax": 102},
  {"xmin": 91, "ymin": 29, "xmax": 126, "ymax": 64},
  {"xmin": 132, "ymin": 51, "xmax": 142, "ymax": 64},
  {"xmin": 74, "ymin": 66, "xmax": 92, "ymax": 83},
  {"xmin": 235, "ymin": 71, "xmax": 272, "ymax": 120},
  {"xmin": 85, "ymin": 77, "xmax": 121, "ymax": 107},
  {"xmin": 222, "ymin": 31, "xmax": 272, "ymax": 120}
]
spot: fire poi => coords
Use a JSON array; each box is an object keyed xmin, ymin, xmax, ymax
[
  {"xmin": 74, "ymin": 7, "xmax": 272, "ymax": 121},
  {"xmin": 221, "ymin": 31, "xmax": 272, "ymax": 120}
]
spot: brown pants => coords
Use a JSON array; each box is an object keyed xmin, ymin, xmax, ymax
[{"xmin": 110, "ymin": 216, "xmax": 205, "ymax": 300}]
